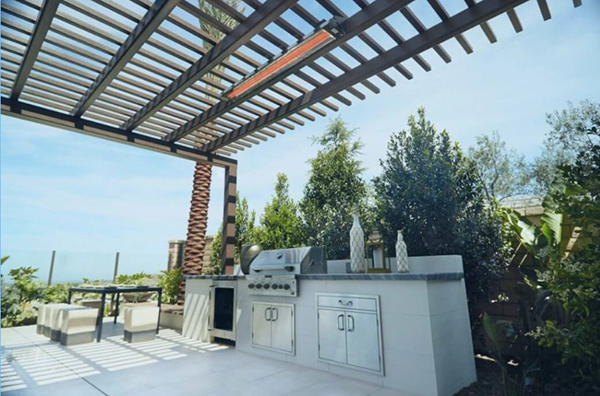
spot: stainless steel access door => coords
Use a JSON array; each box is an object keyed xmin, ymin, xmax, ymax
[
  {"xmin": 252, "ymin": 302, "xmax": 271, "ymax": 348},
  {"xmin": 317, "ymin": 308, "xmax": 347, "ymax": 364},
  {"xmin": 346, "ymin": 311, "xmax": 380, "ymax": 371},
  {"xmin": 270, "ymin": 304, "xmax": 294, "ymax": 353}
]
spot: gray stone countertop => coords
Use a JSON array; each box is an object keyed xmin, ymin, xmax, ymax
[
  {"xmin": 297, "ymin": 273, "xmax": 463, "ymax": 280},
  {"xmin": 184, "ymin": 275, "xmax": 244, "ymax": 280},
  {"xmin": 185, "ymin": 273, "xmax": 463, "ymax": 281}
]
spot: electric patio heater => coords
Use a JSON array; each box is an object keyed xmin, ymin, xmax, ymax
[{"xmin": 221, "ymin": 17, "xmax": 345, "ymax": 101}]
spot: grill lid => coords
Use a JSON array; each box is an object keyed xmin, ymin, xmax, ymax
[{"xmin": 250, "ymin": 247, "xmax": 326, "ymax": 275}]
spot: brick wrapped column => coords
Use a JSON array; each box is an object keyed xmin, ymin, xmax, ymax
[
  {"xmin": 178, "ymin": 162, "xmax": 212, "ymax": 305},
  {"xmin": 221, "ymin": 164, "xmax": 237, "ymax": 274}
]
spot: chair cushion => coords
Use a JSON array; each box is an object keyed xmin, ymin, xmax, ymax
[{"xmin": 61, "ymin": 308, "xmax": 99, "ymax": 335}]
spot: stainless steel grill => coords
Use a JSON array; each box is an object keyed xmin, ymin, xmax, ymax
[{"xmin": 246, "ymin": 247, "xmax": 326, "ymax": 297}]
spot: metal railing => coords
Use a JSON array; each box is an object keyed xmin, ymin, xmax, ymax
[{"xmin": 1, "ymin": 250, "xmax": 167, "ymax": 285}]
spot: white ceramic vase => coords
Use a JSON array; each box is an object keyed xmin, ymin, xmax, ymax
[
  {"xmin": 349, "ymin": 212, "xmax": 365, "ymax": 273},
  {"xmin": 395, "ymin": 230, "xmax": 409, "ymax": 273}
]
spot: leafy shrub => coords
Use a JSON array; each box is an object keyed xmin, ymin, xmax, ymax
[
  {"xmin": 158, "ymin": 268, "xmax": 182, "ymax": 305},
  {"xmin": 374, "ymin": 108, "xmax": 509, "ymax": 327},
  {"xmin": 42, "ymin": 283, "xmax": 71, "ymax": 303},
  {"xmin": 532, "ymin": 117, "xmax": 600, "ymax": 392},
  {"xmin": 115, "ymin": 272, "xmax": 151, "ymax": 285},
  {"xmin": 8, "ymin": 267, "xmax": 45, "ymax": 304},
  {"xmin": 1, "ymin": 261, "xmax": 44, "ymax": 327},
  {"xmin": 492, "ymin": 113, "xmax": 600, "ymax": 394}
]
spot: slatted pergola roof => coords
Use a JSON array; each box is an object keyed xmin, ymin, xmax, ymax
[{"xmin": 0, "ymin": 0, "xmax": 583, "ymax": 168}]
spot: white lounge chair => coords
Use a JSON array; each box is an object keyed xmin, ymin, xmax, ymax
[
  {"xmin": 124, "ymin": 305, "xmax": 159, "ymax": 343},
  {"xmin": 60, "ymin": 307, "xmax": 99, "ymax": 346}
]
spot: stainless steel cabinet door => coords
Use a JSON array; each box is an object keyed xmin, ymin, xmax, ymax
[
  {"xmin": 346, "ymin": 312, "xmax": 380, "ymax": 371},
  {"xmin": 317, "ymin": 309, "xmax": 347, "ymax": 364},
  {"xmin": 270, "ymin": 305, "xmax": 293, "ymax": 353},
  {"xmin": 252, "ymin": 303, "xmax": 271, "ymax": 348}
]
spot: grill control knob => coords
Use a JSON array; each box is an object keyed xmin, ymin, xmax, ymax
[
  {"xmin": 256, "ymin": 284, "xmax": 263, "ymax": 289},
  {"xmin": 283, "ymin": 284, "xmax": 290, "ymax": 290},
  {"xmin": 263, "ymin": 283, "xmax": 270, "ymax": 289},
  {"xmin": 278, "ymin": 284, "xmax": 284, "ymax": 290},
  {"xmin": 248, "ymin": 283, "xmax": 255, "ymax": 289}
]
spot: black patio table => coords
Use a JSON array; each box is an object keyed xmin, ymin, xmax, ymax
[{"xmin": 68, "ymin": 286, "xmax": 162, "ymax": 342}]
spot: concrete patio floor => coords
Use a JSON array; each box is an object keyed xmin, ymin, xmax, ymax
[{"xmin": 1, "ymin": 320, "xmax": 403, "ymax": 396}]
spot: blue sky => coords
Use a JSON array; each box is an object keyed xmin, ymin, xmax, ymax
[{"xmin": 1, "ymin": 0, "xmax": 599, "ymax": 279}]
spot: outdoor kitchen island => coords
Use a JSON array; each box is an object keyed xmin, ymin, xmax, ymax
[{"xmin": 182, "ymin": 255, "xmax": 476, "ymax": 396}]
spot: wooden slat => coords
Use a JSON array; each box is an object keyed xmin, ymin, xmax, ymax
[
  {"xmin": 506, "ymin": 9, "xmax": 523, "ymax": 33},
  {"xmin": 537, "ymin": 0, "xmax": 551, "ymax": 21},
  {"xmin": 464, "ymin": 0, "xmax": 497, "ymax": 43},
  {"xmin": 354, "ymin": 0, "xmax": 431, "ymax": 72},
  {"xmin": 290, "ymin": 2, "xmax": 397, "ymax": 87},
  {"xmin": 427, "ymin": 0, "xmax": 473, "ymax": 54},
  {"xmin": 400, "ymin": 5, "xmax": 452, "ymax": 62},
  {"xmin": 317, "ymin": 0, "xmax": 416, "ymax": 79}
]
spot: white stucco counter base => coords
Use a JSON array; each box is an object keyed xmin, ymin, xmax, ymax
[{"xmin": 183, "ymin": 255, "xmax": 476, "ymax": 396}]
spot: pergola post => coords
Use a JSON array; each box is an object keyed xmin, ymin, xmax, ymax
[{"xmin": 220, "ymin": 164, "xmax": 237, "ymax": 274}]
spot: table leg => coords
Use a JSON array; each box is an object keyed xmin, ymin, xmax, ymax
[
  {"xmin": 156, "ymin": 290, "xmax": 162, "ymax": 334},
  {"xmin": 96, "ymin": 292, "xmax": 107, "ymax": 343},
  {"xmin": 113, "ymin": 293, "xmax": 120, "ymax": 324}
]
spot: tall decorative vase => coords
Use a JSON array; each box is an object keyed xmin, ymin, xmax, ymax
[
  {"xmin": 349, "ymin": 212, "xmax": 365, "ymax": 273},
  {"xmin": 395, "ymin": 230, "xmax": 409, "ymax": 273}
]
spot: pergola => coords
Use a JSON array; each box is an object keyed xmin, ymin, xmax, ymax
[{"xmin": 0, "ymin": 0, "xmax": 582, "ymax": 272}]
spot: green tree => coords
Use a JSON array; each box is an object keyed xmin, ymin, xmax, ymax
[
  {"xmin": 256, "ymin": 174, "xmax": 305, "ymax": 250},
  {"xmin": 533, "ymin": 113, "xmax": 600, "ymax": 391},
  {"xmin": 531, "ymin": 100, "xmax": 600, "ymax": 195},
  {"xmin": 468, "ymin": 130, "xmax": 531, "ymax": 201},
  {"xmin": 300, "ymin": 117, "xmax": 369, "ymax": 260},
  {"xmin": 208, "ymin": 194, "xmax": 257, "ymax": 273},
  {"xmin": 374, "ymin": 108, "xmax": 509, "ymax": 325},
  {"xmin": 158, "ymin": 268, "xmax": 183, "ymax": 305}
]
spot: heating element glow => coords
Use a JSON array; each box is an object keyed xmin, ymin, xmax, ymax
[{"xmin": 225, "ymin": 29, "xmax": 336, "ymax": 100}]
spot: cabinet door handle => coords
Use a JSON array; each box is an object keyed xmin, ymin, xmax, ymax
[
  {"xmin": 338, "ymin": 299, "xmax": 353, "ymax": 306},
  {"xmin": 265, "ymin": 307, "xmax": 272, "ymax": 321},
  {"xmin": 272, "ymin": 307, "xmax": 278, "ymax": 322},
  {"xmin": 337, "ymin": 314, "xmax": 345, "ymax": 331},
  {"xmin": 347, "ymin": 315, "xmax": 355, "ymax": 332}
]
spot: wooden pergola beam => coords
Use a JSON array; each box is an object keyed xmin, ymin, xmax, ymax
[
  {"xmin": 10, "ymin": 0, "xmax": 60, "ymax": 101},
  {"xmin": 71, "ymin": 0, "xmax": 181, "ymax": 117},
  {"xmin": 1, "ymin": 97, "xmax": 236, "ymax": 168},
  {"xmin": 121, "ymin": 0, "xmax": 299, "ymax": 132}
]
